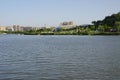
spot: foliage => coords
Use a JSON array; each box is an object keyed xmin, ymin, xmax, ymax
[
  {"xmin": 1, "ymin": 12, "xmax": 120, "ymax": 35},
  {"xmin": 92, "ymin": 12, "xmax": 120, "ymax": 32}
]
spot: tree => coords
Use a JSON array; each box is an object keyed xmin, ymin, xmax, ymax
[
  {"xmin": 98, "ymin": 25, "xmax": 105, "ymax": 32},
  {"xmin": 86, "ymin": 27, "xmax": 91, "ymax": 32},
  {"xmin": 92, "ymin": 20, "xmax": 102, "ymax": 30},
  {"xmin": 92, "ymin": 12, "xmax": 120, "ymax": 32},
  {"xmin": 115, "ymin": 21, "xmax": 120, "ymax": 32},
  {"xmin": 103, "ymin": 16, "xmax": 115, "ymax": 27},
  {"xmin": 92, "ymin": 21, "xmax": 96, "ymax": 25},
  {"xmin": 58, "ymin": 27, "xmax": 64, "ymax": 32},
  {"xmin": 102, "ymin": 12, "xmax": 120, "ymax": 28},
  {"xmin": 90, "ymin": 25, "xmax": 96, "ymax": 31}
]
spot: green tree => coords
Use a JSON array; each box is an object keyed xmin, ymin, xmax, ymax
[
  {"xmin": 92, "ymin": 21, "xmax": 97, "ymax": 30},
  {"xmin": 58, "ymin": 27, "xmax": 64, "ymax": 32},
  {"xmin": 92, "ymin": 20, "xmax": 102, "ymax": 30},
  {"xmin": 91, "ymin": 25, "xmax": 96, "ymax": 31},
  {"xmin": 103, "ymin": 12, "xmax": 120, "ymax": 28},
  {"xmin": 86, "ymin": 27, "xmax": 91, "ymax": 32},
  {"xmin": 115, "ymin": 21, "xmax": 120, "ymax": 32},
  {"xmin": 98, "ymin": 25, "xmax": 105, "ymax": 32}
]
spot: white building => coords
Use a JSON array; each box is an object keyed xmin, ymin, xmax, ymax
[{"xmin": 13, "ymin": 25, "xmax": 23, "ymax": 31}]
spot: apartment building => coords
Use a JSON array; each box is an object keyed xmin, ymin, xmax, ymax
[
  {"xmin": 60, "ymin": 21, "xmax": 74, "ymax": 29},
  {"xmin": 0, "ymin": 26, "xmax": 6, "ymax": 31}
]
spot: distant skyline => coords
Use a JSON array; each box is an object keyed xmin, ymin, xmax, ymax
[{"xmin": 0, "ymin": 0, "xmax": 120, "ymax": 27}]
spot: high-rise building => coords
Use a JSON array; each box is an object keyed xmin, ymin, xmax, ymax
[
  {"xmin": 60, "ymin": 21, "xmax": 74, "ymax": 29},
  {"xmin": 13, "ymin": 25, "xmax": 23, "ymax": 31},
  {"xmin": 0, "ymin": 26, "xmax": 6, "ymax": 31}
]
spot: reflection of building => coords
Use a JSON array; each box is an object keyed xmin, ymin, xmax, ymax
[
  {"xmin": 0, "ymin": 26, "xmax": 6, "ymax": 31},
  {"xmin": 60, "ymin": 21, "xmax": 74, "ymax": 29}
]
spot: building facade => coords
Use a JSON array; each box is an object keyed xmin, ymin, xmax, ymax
[
  {"xmin": 13, "ymin": 25, "xmax": 23, "ymax": 31},
  {"xmin": 60, "ymin": 21, "xmax": 74, "ymax": 29},
  {"xmin": 0, "ymin": 26, "xmax": 6, "ymax": 31}
]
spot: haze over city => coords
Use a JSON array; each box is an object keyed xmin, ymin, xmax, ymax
[{"xmin": 0, "ymin": 0, "xmax": 120, "ymax": 27}]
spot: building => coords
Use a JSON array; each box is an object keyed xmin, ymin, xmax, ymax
[
  {"xmin": 0, "ymin": 26, "xmax": 6, "ymax": 31},
  {"xmin": 60, "ymin": 21, "xmax": 74, "ymax": 29},
  {"xmin": 22, "ymin": 27, "xmax": 33, "ymax": 31},
  {"xmin": 13, "ymin": 25, "xmax": 23, "ymax": 31},
  {"xmin": 12, "ymin": 25, "xmax": 41, "ymax": 31},
  {"xmin": 32, "ymin": 27, "xmax": 40, "ymax": 31},
  {"xmin": 6, "ymin": 26, "xmax": 14, "ymax": 31}
]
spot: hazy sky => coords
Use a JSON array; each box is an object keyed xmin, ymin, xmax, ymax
[{"xmin": 0, "ymin": 0, "xmax": 120, "ymax": 27}]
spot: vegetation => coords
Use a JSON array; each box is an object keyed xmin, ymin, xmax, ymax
[
  {"xmin": 92, "ymin": 12, "xmax": 120, "ymax": 32},
  {"xmin": 1, "ymin": 12, "xmax": 120, "ymax": 35}
]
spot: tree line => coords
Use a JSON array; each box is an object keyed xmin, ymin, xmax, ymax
[
  {"xmin": 1, "ymin": 12, "xmax": 120, "ymax": 35},
  {"xmin": 92, "ymin": 12, "xmax": 120, "ymax": 32}
]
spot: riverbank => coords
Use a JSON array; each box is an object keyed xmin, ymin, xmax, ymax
[{"xmin": 1, "ymin": 31, "xmax": 120, "ymax": 35}]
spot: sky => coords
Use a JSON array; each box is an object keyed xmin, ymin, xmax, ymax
[{"xmin": 0, "ymin": 0, "xmax": 120, "ymax": 27}]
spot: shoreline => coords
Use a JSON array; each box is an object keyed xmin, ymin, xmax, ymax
[{"xmin": 1, "ymin": 31, "xmax": 120, "ymax": 35}]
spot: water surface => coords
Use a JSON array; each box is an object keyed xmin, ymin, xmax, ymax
[{"xmin": 0, "ymin": 35, "xmax": 120, "ymax": 80}]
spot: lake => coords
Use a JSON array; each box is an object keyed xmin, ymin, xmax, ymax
[{"xmin": 0, "ymin": 35, "xmax": 120, "ymax": 80}]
